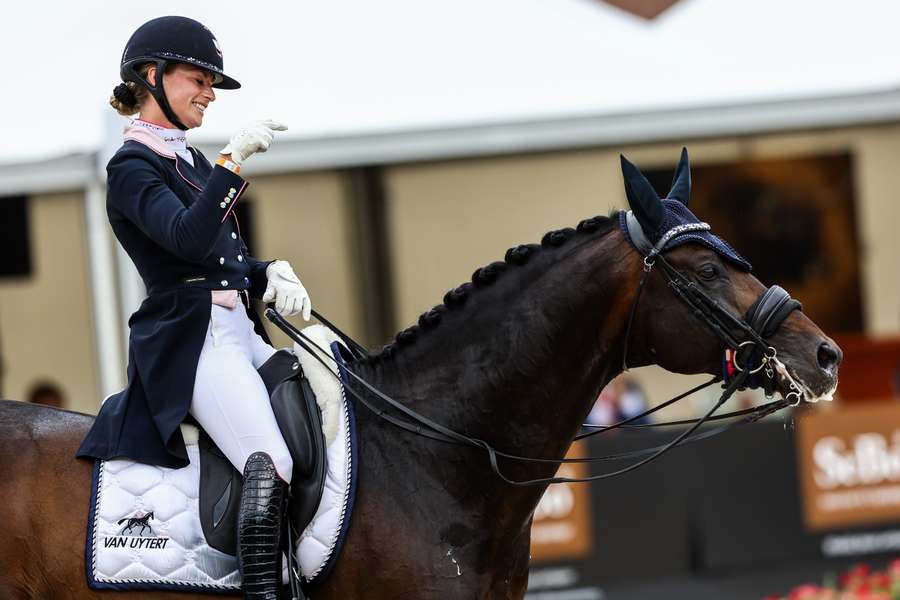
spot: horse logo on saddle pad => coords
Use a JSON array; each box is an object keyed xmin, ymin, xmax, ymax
[
  {"xmin": 85, "ymin": 325, "xmax": 359, "ymax": 595},
  {"xmin": 102, "ymin": 511, "xmax": 171, "ymax": 550},
  {"xmin": 118, "ymin": 511, "xmax": 156, "ymax": 536}
]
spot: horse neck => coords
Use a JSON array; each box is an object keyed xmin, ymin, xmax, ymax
[{"xmin": 361, "ymin": 228, "xmax": 640, "ymax": 490}]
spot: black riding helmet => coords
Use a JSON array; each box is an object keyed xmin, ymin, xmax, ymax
[{"xmin": 120, "ymin": 16, "xmax": 240, "ymax": 130}]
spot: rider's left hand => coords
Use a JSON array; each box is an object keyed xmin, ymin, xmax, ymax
[{"xmin": 262, "ymin": 260, "xmax": 311, "ymax": 320}]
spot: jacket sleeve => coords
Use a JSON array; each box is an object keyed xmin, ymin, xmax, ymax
[
  {"xmin": 107, "ymin": 152, "xmax": 249, "ymax": 263},
  {"xmin": 241, "ymin": 240, "xmax": 274, "ymax": 299}
]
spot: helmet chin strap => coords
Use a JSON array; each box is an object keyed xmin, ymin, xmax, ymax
[{"xmin": 135, "ymin": 59, "xmax": 189, "ymax": 131}]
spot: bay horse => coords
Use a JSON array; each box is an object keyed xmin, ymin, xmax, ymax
[{"xmin": 0, "ymin": 151, "xmax": 840, "ymax": 599}]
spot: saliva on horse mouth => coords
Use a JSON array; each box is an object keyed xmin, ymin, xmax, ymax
[{"xmin": 772, "ymin": 358, "xmax": 835, "ymax": 405}]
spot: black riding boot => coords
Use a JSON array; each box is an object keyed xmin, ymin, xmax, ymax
[{"xmin": 238, "ymin": 452, "xmax": 288, "ymax": 600}]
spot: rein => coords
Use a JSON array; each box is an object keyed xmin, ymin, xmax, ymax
[
  {"xmin": 267, "ymin": 312, "xmax": 772, "ymax": 487},
  {"xmin": 264, "ymin": 211, "xmax": 803, "ymax": 486}
]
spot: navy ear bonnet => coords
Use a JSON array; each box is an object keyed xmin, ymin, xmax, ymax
[
  {"xmin": 618, "ymin": 200, "xmax": 751, "ymax": 271},
  {"xmin": 616, "ymin": 148, "xmax": 752, "ymax": 272}
]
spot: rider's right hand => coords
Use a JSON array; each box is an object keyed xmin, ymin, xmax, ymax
[{"xmin": 219, "ymin": 119, "xmax": 288, "ymax": 165}]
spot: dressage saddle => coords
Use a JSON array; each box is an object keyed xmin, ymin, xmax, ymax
[{"xmin": 196, "ymin": 349, "xmax": 328, "ymax": 557}]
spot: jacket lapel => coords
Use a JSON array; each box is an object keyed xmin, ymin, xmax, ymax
[{"xmin": 174, "ymin": 153, "xmax": 206, "ymax": 192}]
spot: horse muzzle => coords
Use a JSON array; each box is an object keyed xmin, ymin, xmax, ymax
[{"xmin": 772, "ymin": 330, "xmax": 842, "ymax": 404}]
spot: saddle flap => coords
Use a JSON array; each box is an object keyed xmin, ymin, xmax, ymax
[
  {"xmin": 258, "ymin": 348, "xmax": 302, "ymax": 396},
  {"xmin": 198, "ymin": 429, "xmax": 242, "ymax": 555}
]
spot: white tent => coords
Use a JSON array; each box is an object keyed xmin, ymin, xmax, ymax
[{"xmin": 4, "ymin": 0, "xmax": 900, "ymax": 173}]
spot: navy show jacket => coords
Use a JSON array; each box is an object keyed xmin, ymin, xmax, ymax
[{"xmin": 77, "ymin": 137, "xmax": 274, "ymax": 468}]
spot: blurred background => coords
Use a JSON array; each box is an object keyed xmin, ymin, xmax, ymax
[{"xmin": 2, "ymin": 0, "xmax": 900, "ymax": 598}]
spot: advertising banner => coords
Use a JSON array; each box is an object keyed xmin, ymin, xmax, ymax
[
  {"xmin": 797, "ymin": 404, "xmax": 900, "ymax": 531},
  {"xmin": 530, "ymin": 441, "xmax": 593, "ymax": 563}
]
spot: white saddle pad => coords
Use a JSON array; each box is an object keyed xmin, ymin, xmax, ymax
[{"xmin": 86, "ymin": 330, "xmax": 357, "ymax": 594}]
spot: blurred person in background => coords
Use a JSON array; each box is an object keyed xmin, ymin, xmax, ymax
[
  {"xmin": 586, "ymin": 375, "xmax": 650, "ymax": 426},
  {"xmin": 617, "ymin": 376, "xmax": 649, "ymax": 424},
  {"xmin": 75, "ymin": 16, "xmax": 310, "ymax": 599},
  {"xmin": 27, "ymin": 380, "xmax": 65, "ymax": 408},
  {"xmin": 587, "ymin": 380, "xmax": 619, "ymax": 426}
]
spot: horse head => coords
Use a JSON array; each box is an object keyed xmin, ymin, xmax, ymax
[{"xmin": 620, "ymin": 148, "xmax": 840, "ymax": 403}]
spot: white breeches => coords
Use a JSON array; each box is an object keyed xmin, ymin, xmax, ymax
[{"xmin": 190, "ymin": 303, "xmax": 293, "ymax": 483}]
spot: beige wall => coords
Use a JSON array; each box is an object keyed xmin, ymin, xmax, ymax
[
  {"xmin": 843, "ymin": 128, "xmax": 900, "ymax": 336},
  {"xmin": 0, "ymin": 191, "xmax": 99, "ymax": 414},
  {"xmin": 384, "ymin": 150, "xmax": 614, "ymax": 325},
  {"xmin": 248, "ymin": 171, "xmax": 366, "ymax": 346}
]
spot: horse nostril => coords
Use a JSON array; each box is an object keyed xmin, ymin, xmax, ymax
[{"xmin": 816, "ymin": 341, "xmax": 841, "ymax": 373}]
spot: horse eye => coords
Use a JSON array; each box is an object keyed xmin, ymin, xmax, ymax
[{"xmin": 698, "ymin": 264, "xmax": 718, "ymax": 280}]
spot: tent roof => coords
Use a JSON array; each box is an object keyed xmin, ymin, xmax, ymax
[{"xmin": 5, "ymin": 0, "xmax": 900, "ymax": 169}]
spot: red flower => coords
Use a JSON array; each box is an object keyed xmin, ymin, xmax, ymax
[
  {"xmin": 771, "ymin": 558, "xmax": 900, "ymax": 599},
  {"xmin": 852, "ymin": 592, "xmax": 890, "ymax": 600},
  {"xmin": 867, "ymin": 572, "xmax": 890, "ymax": 588},
  {"xmin": 788, "ymin": 584, "xmax": 822, "ymax": 599},
  {"xmin": 849, "ymin": 564, "xmax": 871, "ymax": 578}
]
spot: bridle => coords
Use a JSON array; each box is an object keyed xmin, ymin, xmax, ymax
[
  {"xmin": 264, "ymin": 212, "xmax": 805, "ymax": 486},
  {"xmin": 621, "ymin": 211, "xmax": 803, "ymax": 402}
]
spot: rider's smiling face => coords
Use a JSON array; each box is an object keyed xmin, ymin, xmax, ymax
[{"xmin": 145, "ymin": 63, "xmax": 216, "ymax": 129}]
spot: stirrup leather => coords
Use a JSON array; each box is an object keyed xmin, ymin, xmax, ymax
[{"xmin": 238, "ymin": 452, "xmax": 287, "ymax": 600}]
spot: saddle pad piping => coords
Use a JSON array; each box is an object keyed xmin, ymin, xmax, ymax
[{"xmin": 305, "ymin": 341, "xmax": 359, "ymax": 585}]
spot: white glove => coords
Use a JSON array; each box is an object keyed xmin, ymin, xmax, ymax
[
  {"xmin": 262, "ymin": 260, "xmax": 311, "ymax": 320},
  {"xmin": 219, "ymin": 119, "xmax": 288, "ymax": 165}
]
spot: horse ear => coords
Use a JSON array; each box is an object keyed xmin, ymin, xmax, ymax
[
  {"xmin": 620, "ymin": 154, "xmax": 664, "ymax": 234},
  {"xmin": 667, "ymin": 147, "xmax": 691, "ymax": 205}
]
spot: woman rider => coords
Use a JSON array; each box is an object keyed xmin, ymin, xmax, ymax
[{"xmin": 77, "ymin": 16, "xmax": 305, "ymax": 599}]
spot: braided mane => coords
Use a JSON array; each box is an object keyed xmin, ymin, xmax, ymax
[{"xmin": 364, "ymin": 213, "xmax": 619, "ymax": 363}]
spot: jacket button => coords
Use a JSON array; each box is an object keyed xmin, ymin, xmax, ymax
[
  {"xmin": 231, "ymin": 232, "xmax": 237, "ymax": 239},
  {"xmin": 220, "ymin": 280, "xmax": 228, "ymax": 287},
  {"xmin": 237, "ymin": 255, "xmax": 243, "ymax": 262},
  {"xmin": 220, "ymin": 202, "xmax": 227, "ymax": 209},
  {"xmin": 243, "ymin": 277, "xmax": 250, "ymax": 285},
  {"xmin": 219, "ymin": 257, "xmax": 225, "ymax": 265},
  {"xmin": 229, "ymin": 187, "xmax": 237, "ymax": 195}
]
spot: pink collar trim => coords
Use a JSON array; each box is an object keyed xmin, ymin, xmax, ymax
[
  {"xmin": 123, "ymin": 124, "xmax": 177, "ymax": 159},
  {"xmin": 123, "ymin": 122, "xmax": 205, "ymax": 192}
]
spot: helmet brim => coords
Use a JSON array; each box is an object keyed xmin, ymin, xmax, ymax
[
  {"xmin": 212, "ymin": 72, "xmax": 241, "ymax": 90},
  {"xmin": 152, "ymin": 53, "xmax": 241, "ymax": 89}
]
